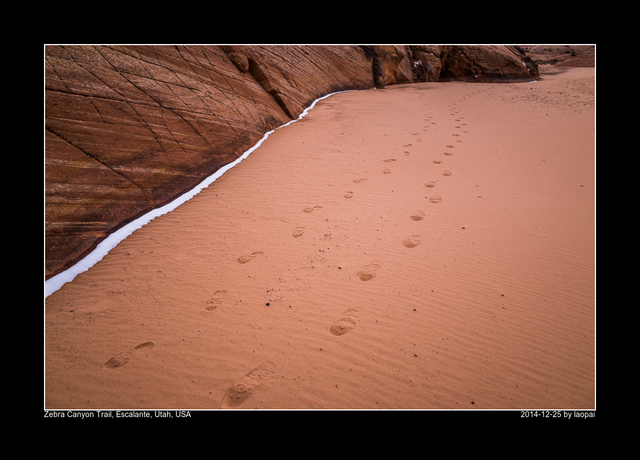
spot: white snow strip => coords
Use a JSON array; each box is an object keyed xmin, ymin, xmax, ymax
[{"xmin": 45, "ymin": 90, "xmax": 355, "ymax": 297}]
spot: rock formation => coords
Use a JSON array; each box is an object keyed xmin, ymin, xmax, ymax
[
  {"xmin": 411, "ymin": 45, "xmax": 443, "ymax": 82},
  {"xmin": 439, "ymin": 45, "xmax": 539, "ymax": 82},
  {"xmin": 45, "ymin": 45, "xmax": 539, "ymax": 279}
]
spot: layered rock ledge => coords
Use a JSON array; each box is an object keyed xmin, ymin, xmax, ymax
[{"xmin": 45, "ymin": 45, "xmax": 539, "ymax": 279}]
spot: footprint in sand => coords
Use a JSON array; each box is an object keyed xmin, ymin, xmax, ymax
[
  {"xmin": 357, "ymin": 262, "xmax": 380, "ymax": 281},
  {"xmin": 403, "ymin": 144, "xmax": 412, "ymax": 147},
  {"xmin": 205, "ymin": 289, "xmax": 227, "ymax": 311},
  {"xmin": 103, "ymin": 352, "xmax": 131, "ymax": 369},
  {"xmin": 383, "ymin": 158, "xmax": 396, "ymax": 163},
  {"xmin": 410, "ymin": 210, "xmax": 426, "ymax": 221},
  {"xmin": 404, "ymin": 151, "xmax": 411, "ymax": 156},
  {"xmin": 344, "ymin": 191, "xmax": 354, "ymax": 199},
  {"xmin": 292, "ymin": 227, "xmax": 305, "ymax": 238},
  {"xmin": 134, "ymin": 341, "xmax": 155, "ymax": 352},
  {"xmin": 442, "ymin": 170, "xmax": 452, "ymax": 177},
  {"xmin": 433, "ymin": 159, "xmax": 443, "ymax": 164},
  {"xmin": 330, "ymin": 309, "xmax": 358, "ymax": 336},
  {"xmin": 237, "ymin": 251, "xmax": 264, "ymax": 264},
  {"xmin": 446, "ymin": 145, "xmax": 454, "ymax": 149},
  {"xmin": 444, "ymin": 151, "xmax": 453, "ymax": 156},
  {"xmin": 353, "ymin": 178, "xmax": 368, "ymax": 183},
  {"xmin": 382, "ymin": 169, "xmax": 392, "ymax": 174},
  {"xmin": 403, "ymin": 235, "xmax": 421, "ymax": 248},
  {"xmin": 220, "ymin": 362, "xmax": 276, "ymax": 408},
  {"xmin": 429, "ymin": 195, "xmax": 442, "ymax": 204},
  {"xmin": 104, "ymin": 341, "xmax": 155, "ymax": 369},
  {"xmin": 424, "ymin": 181, "xmax": 437, "ymax": 188},
  {"xmin": 303, "ymin": 206, "xmax": 323, "ymax": 213}
]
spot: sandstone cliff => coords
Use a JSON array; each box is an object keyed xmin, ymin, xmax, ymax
[{"xmin": 45, "ymin": 44, "xmax": 539, "ymax": 279}]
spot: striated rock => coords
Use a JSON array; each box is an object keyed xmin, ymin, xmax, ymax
[
  {"xmin": 221, "ymin": 46, "xmax": 250, "ymax": 73},
  {"xmin": 439, "ymin": 45, "xmax": 539, "ymax": 82},
  {"xmin": 45, "ymin": 44, "xmax": 542, "ymax": 279},
  {"xmin": 222, "ymin": 45, "xmax": 374, "ymax": 119}
]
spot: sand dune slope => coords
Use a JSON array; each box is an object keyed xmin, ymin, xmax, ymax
[{"xmin": 45, "ymin": 67, "xmax": 595, "ymax": 410}]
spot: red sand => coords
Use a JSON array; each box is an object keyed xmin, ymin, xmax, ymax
[{"xmin": 45, "ymin": 66, "xmax": 595, "ymax": 409}]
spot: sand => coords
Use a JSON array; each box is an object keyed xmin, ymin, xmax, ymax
[{"xmin": 44, "ymin": 66, "xmax": 595, "ymax": 410}]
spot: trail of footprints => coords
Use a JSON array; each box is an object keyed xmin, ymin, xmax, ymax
[
  {"xmin": 205, "ymin": 98, "xmax": 469, "ymax": 406},
  {"xmin": 324, "ymin": 102, "xmax": 465, "ymax": 341},
  {"xmin": 99, "ymin": 98, "xmax": 470, "ymax": 406},
  {"xmin": 220, "ymin": 101, "xmax": 466, "ymax": 316}
]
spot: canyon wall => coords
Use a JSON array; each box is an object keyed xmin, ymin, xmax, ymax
[{"xmin": 45, "ymin": 45, "xmax": 539, "ymax": 278}]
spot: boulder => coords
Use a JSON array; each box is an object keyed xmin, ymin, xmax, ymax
[{"xmin": 439, "ymin": 45, "xmax": 539, "ymax": 82}]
